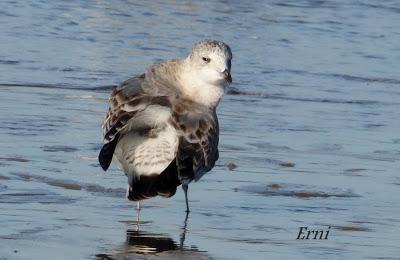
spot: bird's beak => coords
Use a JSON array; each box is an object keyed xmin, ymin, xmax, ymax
[{"xmin": 222, "ymin": 69, "xmax": 232, "ymax": 83}]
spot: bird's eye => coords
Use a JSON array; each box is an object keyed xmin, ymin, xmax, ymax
[{"xmin": 202, "ymin": 57, "xmax": 211, "ymax": 63}]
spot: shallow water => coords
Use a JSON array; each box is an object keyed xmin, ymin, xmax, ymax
[{"xmin": 1, "ymin": 0, "xmax": 400, "ymax": 259}]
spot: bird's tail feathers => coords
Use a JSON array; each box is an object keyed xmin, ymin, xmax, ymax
[{"xmin": 126, "ymin": 159, "xmax": 181, "ymax": 201}]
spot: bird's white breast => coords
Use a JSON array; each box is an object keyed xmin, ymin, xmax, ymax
[{"xmin": 178, "ymin": 67, "xmax": 225, "ymax": 108}]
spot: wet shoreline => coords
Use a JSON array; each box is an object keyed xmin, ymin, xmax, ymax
[
  {"xmin": 1, "ymin": 85, "xmax": 399, "ymax": 259},
  {"xmin": 1, "ymin": 0, "xmax": 400, "ymax": 259}
]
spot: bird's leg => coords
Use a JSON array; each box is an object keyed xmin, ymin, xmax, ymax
[
  {"xmin": 182, "ymin": 184, "xmax": 190, "ymax": 213},
  {"xmin": 180, "ymin": 211, "xmax": 189, "ymax": 249},
  {"xmin": 135, "ymin": 204, "xmax": 141, "ymax": 232},
  {"xmin": 136, "ymin": 201, "xmax": 141, "ymax": 211}
]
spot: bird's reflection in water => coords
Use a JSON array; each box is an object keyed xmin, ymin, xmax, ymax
[
  {"xmin": 125, "ymin": 212, "xmax": 191, "ymax": 254},
  {"xmin": 125, "ymin": 230, "xmax": 178, "ymax": 254},
  {"xmin": 96, "ymin": 212, "xmax": 202, "ymax": 259}
]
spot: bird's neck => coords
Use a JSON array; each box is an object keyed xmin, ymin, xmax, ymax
[{"xmin": 178, "ymin": 59, "xmax": 224, "ymax": 108}]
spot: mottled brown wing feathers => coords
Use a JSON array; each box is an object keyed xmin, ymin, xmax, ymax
[
  {"xmin": 172, "ymin": 100, "xmax": 219, "ymax": 182},
  {"xmin": 99, "ymin": 74, "xmax": 172, "ymax": 171},
  {"xmin": 99, "ymin": 74, "xmax": 219, "ymax": 182}
]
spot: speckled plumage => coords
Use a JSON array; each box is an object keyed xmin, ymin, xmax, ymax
[{"xmin": 99, "ymin": 40, "xmax": 232, "ymax": 208}]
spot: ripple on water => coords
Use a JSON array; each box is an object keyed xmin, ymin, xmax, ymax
[
  {"xmin": 0, "ymin": 184, "xmax": 7, "ymax": 192},
  {"xmin": 240, "ymin": 183, "xmax": 359, "ymax": 199},
  {"xmin": 10, "ymin": 172, "xmax": 125, "ymax": 197},
  {"xmin": 0, "ymin": 227, "xmax": 49, "ymax": 240},
  {"xmin": 334, "ymin": 225, "xmax": 370, "ymax": 232},
  {"xmin": 41, "ymin": 145, "xmax": 79, "ymax": 152},
  {"xmin": 0, "ymin": 156, "xmax": 31, "ymax": 163},
  {"xmin": 343, "ymin": 168, "xmax": 368, "ymax": 177},
  {"xmin": 0, "ymin": 60, "xmax": 19, "ymax": 65},
  {"xmin": 227, "ymin": 87, "xmax": 382, "ymax": 105},
  {"xmin": 0, "ymin": 174, "xmax": 10, "ymax": 180},
  {"xmin": 0, "ymin": 190, "xmax": 76, "ymax": 204}
]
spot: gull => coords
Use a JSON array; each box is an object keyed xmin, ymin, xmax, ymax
[{"xmin": 98, "ymin": 40, "xmax": 232, "ymax": 212}]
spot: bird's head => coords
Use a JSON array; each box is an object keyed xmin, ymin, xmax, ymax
[{"xmin": 187, "ymin": 40, "xmax": 233, "ymax": 87}]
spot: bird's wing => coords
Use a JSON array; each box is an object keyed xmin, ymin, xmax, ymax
[
  {"xmin": 99, "ymin": 74, "xmax": 172, "ymax": 171},
  {"xmin": 171, "ymin": 100, "xmax": 219, "ymax": 183}
]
